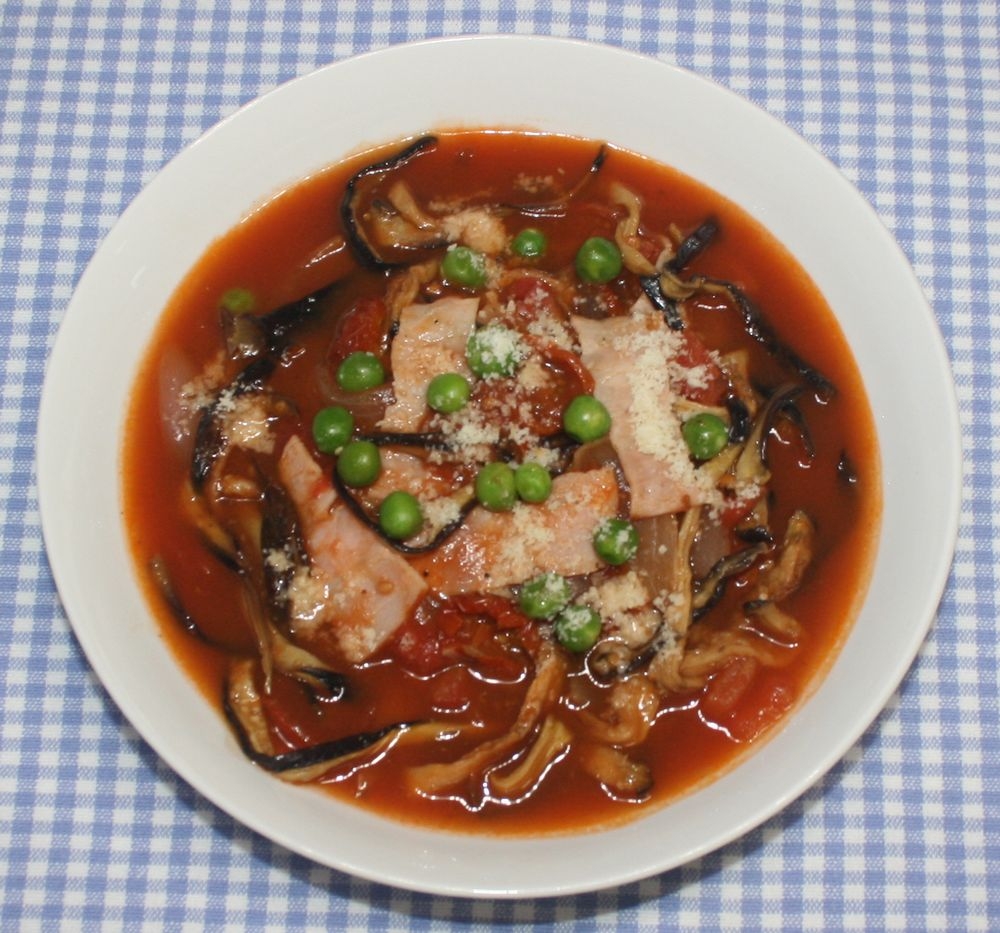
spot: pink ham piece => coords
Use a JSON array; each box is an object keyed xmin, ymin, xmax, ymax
[
  {"xmin": 573, "ymin": 305, "xmax": 713, "ymax": 519},
  {"xmin": 411, "ymin": 466, "xmax": 620, "ymax": 595},
  {"xmin": 277, "ymin": 435, "xmax": 427, "ymax": 662},
  {"xmin": 379, "ymin": 295, "xmax": 479, "ymax": 432}
]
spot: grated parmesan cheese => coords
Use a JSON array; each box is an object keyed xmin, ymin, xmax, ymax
[
  {"xmin": 420, "ymin": 494, "xmax": 463, "ymax": 533},
  {"xmin": 573, "ymin": 300, "xmax": 720, "ymax": 518},
  {"xmin": 285, "ymin": 564, "xmax": 330, "ymax": 626},
  {"xmin": 219, "ymin": 394, "xmax": 276, "ymax": 453},
  {"xmin": 470, "ymin": 323, "xmax": 525, "ymax": 379},
  {"xmin": 263, "ymin": 547, "xmax": 294, "ymax": 575},
  {"xmin": 581, "ymin": 571, "xmax": 650, "ymax": 618},
  {"xmin": 178, "ymin": 351, "xmax": 227, "ymax": 415}
]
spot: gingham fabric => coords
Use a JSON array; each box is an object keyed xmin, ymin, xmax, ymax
[{"xmin": 1, "ymin": 2, "xmax": 995, "ymax": 930}]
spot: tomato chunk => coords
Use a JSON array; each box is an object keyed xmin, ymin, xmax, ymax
[
  {"xmin": 499, "ymin": 275, "xmax": 568, "ymax": 329},
  {"xmin": 699, "ymin": 657, "xmax": 795, "ymax": 743},
  {"xmin": 430, "ymin": 667, "xmax": 474, "ymax": 713},
  {"xmin": 390, "ymin": 595, "xmax": 535, "ymax": 682},
  {"xmin": 328, "ymin": 296, "xmax": 388, "ymax": 366},
  {"xmin": 701, "ymin": 656, "xmax": 758, "ymax": 718},
  {"xmin": 674, "ymin": 329, "xmax": 728, "ymax": 405}
]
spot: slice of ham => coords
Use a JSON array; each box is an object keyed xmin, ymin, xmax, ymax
[
  {"xmin": 573, "ymin": 305, "xmax": 712, "ymax": 518},
  {"xmin": 379, "ymin": 295, "xmax": 479, "ymax": 432},
  {"xmin": 411, "ymin": 466, "xmax": 620, "ymax": 595},
  {"xmin": 277, "ymin": 435, "xmax": 427, "ymax": 662}
]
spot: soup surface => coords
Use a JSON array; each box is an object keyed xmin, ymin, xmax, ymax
[{"xmin": 123, "ymin": 131, "xmax": 880, "ymax": 835}]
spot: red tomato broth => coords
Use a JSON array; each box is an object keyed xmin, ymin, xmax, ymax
[{"xmin": 122, "ymin": 131, "xmax": 881, "ymax": 835}]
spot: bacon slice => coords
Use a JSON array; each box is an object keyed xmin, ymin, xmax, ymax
[
  {"xmin": 277, "ymin": 435, "xmax": 427, "ymax": 662},
  {"xmin": 573, "ymin": 306, "xmax": 713, "ymax": 518},
  {"xmin": 411, "ymin": 466, "xmax": 620, "ymax": 594},
  {"xmin": 379, "ymin": 296, "xmax": 479, "ymax": 431}
]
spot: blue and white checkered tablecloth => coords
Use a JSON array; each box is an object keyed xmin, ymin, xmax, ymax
[{"xmin": 1, "ymin": 1, "xmax": 996, "ymax": 929}]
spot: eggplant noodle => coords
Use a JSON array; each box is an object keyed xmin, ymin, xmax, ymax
[{"xmin": 123, "ymin": 132, "xmax": 880, "ymax": 834}]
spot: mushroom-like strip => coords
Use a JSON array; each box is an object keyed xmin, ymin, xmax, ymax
[
  {"xmin": 692, "ymin": 542, "xmax": 772, "ymax": 620},
  {"xmin": 225, "ymin": 659, "xmax": 413, "ymax": 783},
  {"xmin": 148, "ymin": 555, "xmax": 219, "ymax": 645},
  {"xmin": 639, "ymin": 218, "xmax": 720, "ymax": 331},
  {"xmin": 406, "ymin": 641, "xmax": 567, "ymax": 795},
  {"xmin": 646, "ymin": 506, "xmax": 702, "ymax": 691},
  {"xmin": 487, "ymin": 715, "xmax": 572, "ymax": 799},
  {"xmin": 576, "ymin": 743, "xmax": 652, "ymax": 801},
  {"xmin": 576, "ymin": 675, "xmax": 659, "ymax": 747},
  {"xmin": 747, "ymin": 510, "xmax": 815, "ymax": 604},
  {"xmin": 677, "ymin": 629, "xmax": 785, "ymax": 688},
  {"xmin": 734, "ymin": 383, "xmax": 804, "ymax": 488},
  {"xmin": 746, "ymin": 601, "xmax": 802, "ymax": 643},
  {"xmin": 222, "ymin": 281, "xmax": 338, "ymax": 362}
]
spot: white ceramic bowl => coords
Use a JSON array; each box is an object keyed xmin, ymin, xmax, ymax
[{"xmin": 38, "ymin": 36, "xmax": 961, "ymax": 898}]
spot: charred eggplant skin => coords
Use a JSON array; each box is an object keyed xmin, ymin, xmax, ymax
[
  {"xmin": 259, "ymin": 282, "xmax": 338, "ymax": 356},
  {"xmin": 640, "ymin": 218, "xmax": 719, "ymax": 331},
  {"xmin": 340, "ymin": 135, "xmax": 439, "ymax": 270},
  {"xmin": 189, "ymin": 357, "xmax": 277, "ymax": 490},
  {"xmin": 667, "ymin": 218, "xmax": 720, "ymax": 273},
  {"xmin": 330, "ymin": 465, "xmax": 475, "ymax": 555},
  {"xmin": 640, "ymin": 274, "xmax": 684, "ymax": 330},
  {"xmin": 260, "ymin": 482, "xmax": 308, "ymax": 618},
  {"xmin": 700, "ymin": 277, "xmax": 836, "ymax": 401},
  {"xmin": 224, "ymin": 693, "xmax": 416, "ymax": 775},
  {"xmin": 634, "ymin": 216, "xmax": 834, "ymax": 399},
  {"xmin": 507, "ymin": 144, "xmax": 607, "ymax": 218}
]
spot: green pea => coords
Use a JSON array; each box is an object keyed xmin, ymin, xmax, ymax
[
  {"xmin": 682, "ymin": 412, "xmax": 729, "ymax": 461},
  {"xmin": 518, "ymin": 572, "xmax": 572, "ymax": 621},
  {"xmin": 220, "ymin": 287, "xmax": 256, "ymax": 314},
  {"xmin": 379, "ymin": 490, "xmax": 423, "ymax": 540},
  {"xmin": 475, "ymin": 461, "xmax": 517, "ymax": 512},
  {"xmin": 553, "ymin": 604, "xmax": 602, "ymax": 653},
  {"xmin": 426, "ymin": 372, "xmax": 471, "ymax": 414},
  {"xmin": 592, "ymin": 517, "xmax": 640, "ymax": 566},
  {"xmin": 336, "ymin": 351, "xmax": 385, "ymax": 392},
  {"xmin": 441, "ymin": 245, "xmax": 488, "ymax": 289},
  {"xmin": 511, "ymin": 227, "xmax": 547, "ymax": 259},
  {"xmin": 563, "ymin": 394, "xmax": 612, "ymax": 443},
  {"xmin": 312, "ymin": 405, "xmax": 354, "ymax": 455},
  {"xmin": 574, "ymin": 236, "xmax": 622, "ymax": 284},
  {"xmin": 514, "ymin": 462, "xmax": 552, "ymax": 503},
  {"xmin": 466, "ymin": 324, "xmax": 522, "ymax": 379},
  {"xmin": 335, "ymin": 439, "xmax": 381, "ymax": 487}
]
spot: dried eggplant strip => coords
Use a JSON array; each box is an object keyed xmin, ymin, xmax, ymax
[
  {"xmin": 259, "ymin": 282, "xmax": 338, "ymax": 356},
  {"xmin": 666, "ymin": 218, "xmax": 720, "ymax": 273},
  {"xmin": 149, "ymin": 556, "xmax": 218, "ymax": 646},
  {"xmin": 508, "ymin": 145, "xmax": 607, "ymax": 218},
  {"xmin": 331, "ymin": 467, "xmax": 476, "ymax": 555},
  {"xmin": 340, "ymin": 135, "xmax": 439, "ymax": 270},
  {"xmin": 640, "ymin": 274, "xmax": 684, "ymax": 330},
  {"xmin": 259, "ymin": 482, "xmax": 308, "ymax": 615},
  {"xmin": 224, "ymin": 689, "xmax": 416, "ymax": 775},
  {"xmin": 355, "ymin": 430, "xmax": 452, "ymax": 451},
  {"xmin": 697, "ymin": 276, "xmax": 836, "ymax": 400},
  {"xmin": 639, "ymin": 218, "xmax": 719, "ymax": 330},
  {"xmin": 692, "ymin": 543, "xmax": 771, "ymax": 620},
  {"xmin": 190, "ymin": 357, "xmax": 277, "ymax": 489},
  {"xmin": 725, "ymin": 395, "xmax": 753, "ymax": 444}
]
